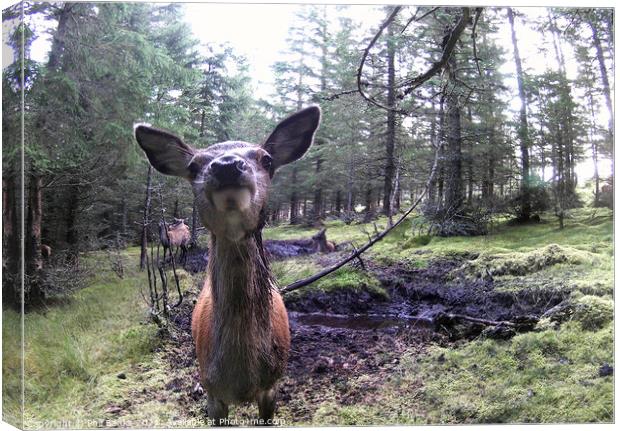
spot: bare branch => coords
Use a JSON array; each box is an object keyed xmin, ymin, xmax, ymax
[
  {"xmin": 356, "ymin": 6, "xmax": 403, "ymax": 112},
  {"xmin": 357, "ymin": 7, "xmax": 474, "ymax": 113},
  {"xmin": 401, "ymin": 6, "xmax": 441, "ymax": 34},
  {"xmin": 401, "ymin": 7, "xmax": 472, "ymax": 97},
  {"xmin": 321, "ymin": 89, "xmax": 358, "ymax": 101}
]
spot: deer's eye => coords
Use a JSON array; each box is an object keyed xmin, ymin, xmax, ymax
[{"xmin": 261, "ymin": 154, "xmax": 273, "ymax": 171}]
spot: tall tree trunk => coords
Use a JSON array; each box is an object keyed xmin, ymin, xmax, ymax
[
  {"xmin": 313, "ymin": 156, "xmax": 323, "ymax": 222},
  {"xmin": 388, "ymin": 162, "xmax": 401, "ymax": 226},
  {"xmin": 289, "ymin": 168, "xmax": 299, "ymax": 225},
  {"xmin": 290, "ymin": 84, "xmax": 304, "ymax": 225},
  {"xmin": 427, "ymin": 102, "xmax": 438, "ymax": 206},
  {"xmin": 587, "ymin": 89, "xmax": 601, "ymax": 204},
  {"xmin": 482, "ymin": 152, "xmax": 495, "ymax": 202},
  {"xmin": 508, "ymin": 7, "xmax": 531, "ymax": 221},
  {"xmin": 589, "ymin": 17, "xmax": 614, "ymax": 142},
  {"xmin": 466, "ymin": 106, "xmax": 474, "ymax": 206},
  {"xmin": 2, "ymin": 175, "xmax": 21, "ymax": 308},
  {"xmin": 313, "ymin": 10, "xmax": 329, "ymax": 223},
  {"xmin": 26, "ymin": 171, "xmax": 44, "ymax": 305},
  {"xmin": 335, "ymin": 190, "xmax": 342, "ymax": 216},
  {"xmin": 65, "ymin": 185, "xmax": 80, "ymax": 258},
  {"xmin": 363, "ymin": 183, "xmax": 374, "ymax": 222},
  {"xmin": 346, "ymin": 149, "xmax": 355, "ymax": 214},
  {"xmin": 436, "ymin": 96, "xmax": 446, "ymax": 208},
  {"xmin": 555, "ymin": 124, "xmax": 565, "ymax": 229},
  {"xmin": 549, "ymin": 11, "xmax": 577, "ymax": 199},
  {"xmin": 121, "ymin": 197, "xmax": 128, "ymax": 240},
  {"xmin": 47, "ymin": 3, "xmax": 73, "ymax": 71},
  {"xmin": 443, "ymin": 54, "xmax": 463, "ymax": 214},
  {"xmin": 383, "ymin": 17, "xmax": 397, "ymax": 216}
]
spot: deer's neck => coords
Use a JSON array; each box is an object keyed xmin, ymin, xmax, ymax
[
  {"xmin": 204, "ymin": 231, "xmax": 276, "ymax": 396},
  {"xmin": 207, "ymin": 232, "xmax": 273, "ymax": 328}
]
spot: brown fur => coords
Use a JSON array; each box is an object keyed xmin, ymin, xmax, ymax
[
  {"xmin": 160, "ymin": 221, "xmax": 190, "ymax": 248},
  {"xmin": 312, "ymin": 228, "xmax": 336, "ymax": 253},
  {"xmin": 40, "ymin": 244, "xmax": 52, "ymax": 259},
  {"xmin": 191, "ymin": 232, "xmax": 290, "ymax": 422}
]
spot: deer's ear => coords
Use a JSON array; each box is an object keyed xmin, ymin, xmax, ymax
[
  {"xmin": 262, "ymin": 106, "xmax": 321, "ymax": 170},
  {"xmin": 134, "ymin": 124, "xmax": 195, "ymax": 179}
]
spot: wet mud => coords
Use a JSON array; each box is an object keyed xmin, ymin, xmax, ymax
[
  {"xmin": 162, "ymin": 254, "xmax": 567, "ymax": 422},
  {"xmin": 182, "ymin": 239, "xmax": 318, "ymax": 274},
  {"xmin": 163, "ymin": 286, "xmax": 437, "ymax": 423}
]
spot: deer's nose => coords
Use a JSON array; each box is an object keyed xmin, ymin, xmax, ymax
[{"xmin": 209, "ymin": 155, "xmax": 247, "ymax": 185}]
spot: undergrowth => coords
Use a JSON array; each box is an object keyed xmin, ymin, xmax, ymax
[{"xmin": 2, "ymin": 247, "xmax": 196, "ymax": 429}]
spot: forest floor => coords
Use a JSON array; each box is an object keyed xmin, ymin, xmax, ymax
[{"xmin": 2, "ymin": 207, "xmax": 613, "ymax": 427}]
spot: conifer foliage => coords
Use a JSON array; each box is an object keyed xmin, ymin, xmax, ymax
[{"xmin": 2, "ymin": 4, "xmax": 613, "ymax": 306}]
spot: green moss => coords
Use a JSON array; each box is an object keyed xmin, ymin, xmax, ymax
[
  {"xmin": 572, "ymin": 296, "xmax": 614, "ymax": 331},
  {"xmin": 315, "ymin": 266, "xmax": 388, "ymax": 299},
  {"xmin": 542, "ymin": 294, "xmax": 614, "ymax": 331},
  {"xmin": 403, "ymin": 234, "xmax": 432, "ymax": 249},
  {"xmin": 457, "ymin": 244, "xmax": 597, "ymax": 280},
  {"xmin": 271, "ymin": 258, "xmax": 319, "ymax": 287},
  {"xmin": 272, "ymin": 255, "xmax": 387, "ymax": 299},
  {"xmin": 402, "ymin": 322, "xmax": 613, "ymax": 423}
]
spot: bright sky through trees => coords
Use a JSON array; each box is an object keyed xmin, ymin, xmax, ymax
[
  {"xmin": 5, "ymin": 1, "xmax": 614, "ymax": 182},
  {"xmin": 181, "ymin": 2, "xmax": 614, "ymax": 182}
]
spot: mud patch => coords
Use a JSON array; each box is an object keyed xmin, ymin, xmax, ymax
[
  {"xmin": 278, "ymin": 319, "xmax": 436, "ymax": 421},
  {"xmin": 183, "ymin": 239, "xmax": 321, "ymax": 274},
  {"xmin": 160, "ymin": 273, "xmax": 437, "ymax": 424},
  {"xmin": 289, "ymin": 312, "xmax": 433, "ymax": 331},
  {"xmin": 264, "ymin": 239, "xmax": 317, "ymax": 260},
  {"xmin": 285, "ymin": 258, "xmax": 568, "ymax": 340}
]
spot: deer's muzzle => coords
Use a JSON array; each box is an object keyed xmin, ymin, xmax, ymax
[{"xmin": 209, "ymin": 155, "xmax": 248, "ymax": 187}]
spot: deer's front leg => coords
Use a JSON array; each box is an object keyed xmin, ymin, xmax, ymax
[
  {"xmin": 257, "ymin": 388, "xmax": 276, "ymax": 424},
  {"xmin": 207, "ymin": 394, "xmax": 229, "ymax": 426}
]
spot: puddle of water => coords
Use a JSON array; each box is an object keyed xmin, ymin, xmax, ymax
[{"xmin": 289, "ymin": 312, "xmax": 434, "ymax": 331}]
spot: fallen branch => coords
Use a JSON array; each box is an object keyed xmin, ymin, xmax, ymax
[
  {"xmin": 435, "ymin": 312, "xmax": 538, "ymax": 329},
  {"xmin": 433, "ymin": 312, "xmax": 539, "ymax": 340},
  {"xmin": 281, "ymin": 141, "xmax": 441, "ymax": 295}
]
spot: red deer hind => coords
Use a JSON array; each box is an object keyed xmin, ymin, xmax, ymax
[
  {"xmin": 135, "ymin": 106, "xmax": 321, "ymax": 424},
  {"xmin": 312, "ymin": 228, "xmax": 336, "ymax": 253},
  {"xmin": 159, "ymin": 219, "xmax": 190, "ymax": 263}
]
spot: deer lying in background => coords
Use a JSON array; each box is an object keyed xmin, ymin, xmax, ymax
[
  {"xmin": 159, "ymin": 219, "xmax": 191, "ymax": 263},
  {"xmin": 40, "ymin": 244, "xmax": 52, "ymax": 259},
  {"xmin": 135, "ymin": 106, "xmax": 321, "ymax": 424},
  {"xmin": 311, "ymin": 228, "xmax": 336, "ymax": 253}
]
